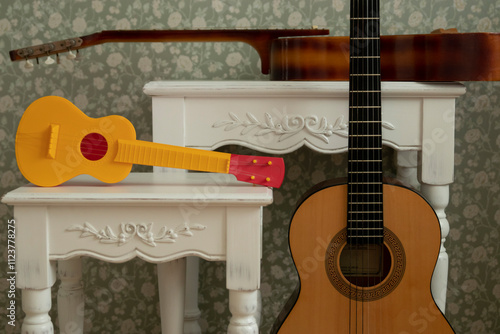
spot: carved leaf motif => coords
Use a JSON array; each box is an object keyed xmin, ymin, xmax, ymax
[
  {"xmin": 212, "ymin": 120, "xmax": 233, "ymax": 128},
  {"xmin": 229, "ymin": 112, "xmax": 241, "ymax": 122},
  {"xmin": 65, "ymin": 222, "xmax": 206, "ymax": 247},
  {"xmin": 213, "ymin": 111, "xmax": 350, "ymax": 144},
  {"xmin": 105, "ymin": 225, "xmax": 117, "ymax": 239},
  {"xmin": 265, "ymin": 113, "xmax": 275, "ymax": 128},
  {"xmin": 382, "ymin": 121, "xmax": 396, "ymax": 130},
  {"xmin": 224, "ymin": 123, "xmax": 241, "ymax": 131},
  {"xmin": 178, "ymin": 228, "xmax": 193, "ymax": 237},
  {"xmin": 191, "ymin": 224, "xmax": 207, "ymax": 231},
  {"xmin": 247, "ymin": 112, "xmax": 259, "ymax": 124}
]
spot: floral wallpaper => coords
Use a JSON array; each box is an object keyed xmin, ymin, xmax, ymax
[{"xmin": 0, "ymin": 0, "xmax": 499, "ymax": 333}]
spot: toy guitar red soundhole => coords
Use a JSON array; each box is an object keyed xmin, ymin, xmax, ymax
[
  {"xmin": 15, "ymin": 96, "xmax": 285, "ymax": 188},
  {"xmin": 271, "ymin": 0, "xmax": 455, "ymax": 333}
]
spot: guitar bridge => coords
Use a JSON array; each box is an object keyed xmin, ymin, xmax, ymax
[{"xmin": 47, "ymin": 124, "xmax": 60, "ymax": 159}]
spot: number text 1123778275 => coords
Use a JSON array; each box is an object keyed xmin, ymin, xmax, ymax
[{"xmin": 7, "ymin": 219, "xmax": 16, "ymax": 327}]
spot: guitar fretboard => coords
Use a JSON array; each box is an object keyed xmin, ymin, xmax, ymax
[
  {"xmin": 347, "ymin": 0, "xmax": 383, "ymax": 245},
  {"xmin": 115, "ymin": 139, "xmax": 230, "ymax": 174}
]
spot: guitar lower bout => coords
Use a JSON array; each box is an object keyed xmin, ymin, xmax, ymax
[{"xmin": 272, "ymin": 182, "xmax": 454, "ymax": 334}]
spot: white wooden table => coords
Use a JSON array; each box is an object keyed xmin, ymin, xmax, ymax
[
  {"xmin": 2, "ymin": 172, "xmax": 273, "ymax": 334},
  {"xmin": 145, "ymin": 80, "xmax": 466, "ymax": 323}
]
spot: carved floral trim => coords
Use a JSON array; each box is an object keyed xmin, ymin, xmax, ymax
[
  {"xmin": 213, "ymin": 110, "xmax": 395, "ymax": 144},
  {"xmin": 66, "ymin": 222, "xmax": 206, "ymax": 247}
]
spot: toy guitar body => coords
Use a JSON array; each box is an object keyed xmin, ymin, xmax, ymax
[
  {"xmin": 272, "ymin": 180, "xmax": 454, "ymax": 333},
  {"xmin": 15, "ymin": 96, "xmax": 284, "ymax": 187}
]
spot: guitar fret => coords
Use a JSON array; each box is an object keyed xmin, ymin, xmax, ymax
[
  {"xmin": 350, "ymin": 56, "xmax": 380, "ymax": 59},
  {"xmin": 349, "ymin": 106, "xmax": 381, "ymax": 108},
  {"xmin": 350, "ymin": 37, "xmax": 380, "ymax": 40},
  {"xmin": 348, "ymin": 160, "xmax": 382, "ymax": 162},
  {"xmin": 350, "ymin": 90, "xmax": 381, "ymax": 93},
  {"xmin": 349, "ymin": 147, "xmax": 382, "ymax": 150},
  {"xmin": 349, "ymin": 219, "xmax": 383, "ymax": 222},
  {"xmin": 349, "ymin": 134, "xmax": 382, "ymax": 137},
  {"xmin": 349, "ymin": 211, "xmax": 383, "ymax": 213},
  {"xmin": 350, "ymin": 17, "xmax": 380, "ymax": 20},
  {"xmin": 349, "ymin": 227, "xmax": 384, "ymax": 230},
  {"xmin": 350, "ymin": 73, "xmax": 381, "ymax": 76},
  {"xmin": 348, "ymin": 171, "xmax": 382, "ymax": 174},
  {"xmin": 350, "ymin": 202, "xmax": 383, "ymax": 204},
  {"xmin": 350, "ymin": 120, "xmax": 380, "ymax": 123}
]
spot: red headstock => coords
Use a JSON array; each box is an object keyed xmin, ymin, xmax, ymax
[{"xmin": 228, "ymin": 154, "xmax": 285, "ymax": 188}]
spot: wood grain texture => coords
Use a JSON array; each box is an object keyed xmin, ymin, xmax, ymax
[
  {"xmin": 270, "ymin": 33, "xmax": 500, "ymax": 81},
  {"xmin": 273, "ymin": 182, "xmax": 454, "ymax": 333}
]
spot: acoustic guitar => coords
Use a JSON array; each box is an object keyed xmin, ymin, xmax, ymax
[
  {"xmin": 272, "ymin": 0, "xmax": 455, "ymax": 333},
  {"xmin": 15, "ymin": 96, "xmax": 284, "ymax": 188},
  {"xmin": 9, "ymin": 28, "xmax": 499, "ymax": 81}
]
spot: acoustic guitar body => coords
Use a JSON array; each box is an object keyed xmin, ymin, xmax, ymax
[{"xmin": 273, "ymin": 180, "xmax": 454, "ymax": 333}]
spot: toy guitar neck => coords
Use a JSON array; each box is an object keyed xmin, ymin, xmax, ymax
[{"xmin": 15, "ymin": 96, "xmax": 285, "ymax": 188}]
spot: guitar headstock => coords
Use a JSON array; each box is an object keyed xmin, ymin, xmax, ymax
[
  {"xmin": 10, "ymin": 37, "xmax": 85, "ymax": 68},
  {"xmin": 228, "ymin": 154, "xmax": 285, "ymax": 188}
]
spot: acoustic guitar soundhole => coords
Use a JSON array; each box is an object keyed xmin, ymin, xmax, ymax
[
  {"xmin": 325, "ymin": 228, "xmax": 406, "ymax": 301},
  {"xmin": 80, "ymin": 133, "xmax": 108, "ymax": 161}
]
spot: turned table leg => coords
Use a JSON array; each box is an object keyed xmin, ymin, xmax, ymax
[
  {"xmin": 420, "ymin": 184, "xmax": 451, "ymax": 313},
  {"xmin": 58, "ymin": 258, "xmax": 84, "ymax": 334},
  {"xmin": 21, "ymin": 288, "xmax": 54, "ymax": 334},
  {"xmin": 228, "ymin": 290, "xmax": 259, "ymax": 334},
  {"xmin": 226, "ymin": 207, "xmax": 261, "ymax": 334},
  {"xmin": 158, "ymin": 258, "xmax": 187, "ymax": 334},
  {"xmin": 184, "ymin": 257, "xmax": 202, "ymax": 334}
]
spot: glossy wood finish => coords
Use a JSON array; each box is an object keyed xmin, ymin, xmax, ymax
[
  {"xmin": 8, "ymin": 29, "xmax": 329, "ymax": 74},
  {"xmin": 270, "ymin": 32, "xmax": 500, "ymax": 81},
  {"xmin": 273, "ymin": 182, "xmax": 454, "ymax": 333}
]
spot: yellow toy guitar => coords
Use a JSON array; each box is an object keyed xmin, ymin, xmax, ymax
[{"xmin": 16, "ymin": 96, "xmax": 285, "ymax": 187}]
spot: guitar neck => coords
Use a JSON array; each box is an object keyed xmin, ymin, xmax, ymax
[
  {"xmin": 114, "ymin": 139, "xmax": 284, "ymax": 188},
  {"xmin": 9, "ymin": 28, "xmax": 329, "ymax": 74},
  {"xmin": 114, "ymin": 139, "xmax": 231, "ymax": 174},
  {"xmin": 347, "ymin": 0, "xmax": 383, "ymax": 244}
]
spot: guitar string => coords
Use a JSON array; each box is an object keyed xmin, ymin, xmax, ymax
[
  {"xmin": 348, "ymin": 0, "xmax": 353, "ymax": 331},
  {"xmin": 353, "ymin": 0, "xmax": 360, "ymax": 331},
  {"xmin": 367, "ymin": 0, "xmax": 372, "ymax": 330},
  {"xmin": 363, "ymin": 0, "xmax": 368, "ymax": 330},
  {"xmin": 363, "ymin": 0, "xmax": 367, "ymax": 330}
]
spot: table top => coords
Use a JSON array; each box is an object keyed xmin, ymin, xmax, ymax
[
  {"xmin": 143, "ymin": 80, "xmax": 466, "ymax": 98},
  {"xmin": 1, "ymin": 173, "xmax": 274, "ymax": 206}
]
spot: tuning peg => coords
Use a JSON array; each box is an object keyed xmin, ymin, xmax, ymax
[
  {"xmin": 66, "ymin": 50, "xmax": 76, "ymax": 60},
  {"xmin": 45, "ymin": 56, "xmax": 56, "ymax": 65},
  {"xmin": 75, "ymin": 50, "xmax": 82, "ymax": 61},
  {"xmin": 24, "ymin": 59, "xmax": 34, "ymax": 69}
]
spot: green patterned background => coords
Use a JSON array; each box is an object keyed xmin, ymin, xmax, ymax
[{"xmin": 0, "ymin": 0, "xmax": 499, "ymax": 333}]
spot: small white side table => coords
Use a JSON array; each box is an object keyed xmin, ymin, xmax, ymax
[
  {"xmin": 144, "ymin": 80, "xmax": 466, "ymax": 318},
  {"xmin": 2, "ymin": 172, "xmax": 273, "ymax": 334}
]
